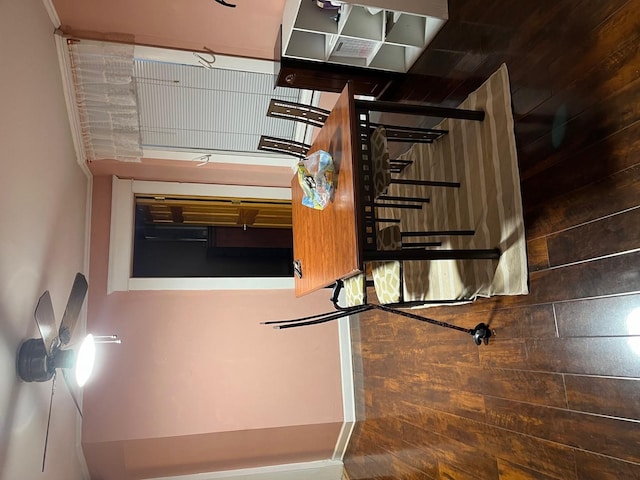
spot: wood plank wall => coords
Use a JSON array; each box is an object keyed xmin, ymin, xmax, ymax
[{"xmin": 344, "ymin": 0, "xmax": 640, "ymax": 478}]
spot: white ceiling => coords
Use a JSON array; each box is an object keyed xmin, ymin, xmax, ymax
[{"xmin": 0, "ymin": 0, "xmax": 89, "ymax": 478}]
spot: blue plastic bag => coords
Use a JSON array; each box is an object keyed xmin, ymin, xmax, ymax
[{"xmin": 297, "ymin": 150, "xmax": 334, "ymax": 210}]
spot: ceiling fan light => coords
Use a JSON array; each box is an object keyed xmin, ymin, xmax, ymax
[{"xmin": 75, "ymin": 334, "xmax": 96, "ymax": 387}]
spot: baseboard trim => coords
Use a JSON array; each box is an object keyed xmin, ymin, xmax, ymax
[
  {"xmin": 145, "ymin": 460, "xmax": 344, "ymax": 480},
  {"xmin": 333, "ymin": 315, "xmax": 356, "ymax": 461}
]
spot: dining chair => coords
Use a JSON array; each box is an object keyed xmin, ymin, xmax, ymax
[
  {"xmin": 267, "ymin": 98, "xmax": 449, "ymax": 142},
  {"xmin": 266, "ymin": 222, "xmax": 493, "ymax": 346},
  {"xmin": 257, "ymin": 133, "xmax": 431, "ymax": 210},
  {"xmin": 258, "ymin": 133, "xmax": 413, "ymax": 176},
  {"xmin": 266, "ymin": 98, "xmax": 449, "ymax": 173},
  {"xmin": 343, "ymin": 225, "xmax": 402, "ymax": 307},
  {"xmin": 368, "ymin": 126, "xmax": 460, "ymax": 206},
  {"xmin": 343, "ymin": 225, "xmax": 474, "ymax": 308},
  {"xmin": 361, "ymin": 122, "xmax": 476, "ymax": 242}
]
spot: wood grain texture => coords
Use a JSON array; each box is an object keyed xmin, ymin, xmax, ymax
[
  {"xmin": 484, "ymin": 396, "xmax": 640, "ymax": 462},
  {"xmin": 525, "ymin": 236, "xmax": 549, "ymax": 271},
  {"xmin": 343, "ymin": 0, "xmax": 640, "ymax": 478},
  {"xmin": 554, "ymin": 292, "xmax": 640, "ymax": 337},
  {"xmin": 546, "ymin": 206, "xmax": 640, "ymax": 267},
  {"xmin": 497, "ymin": 459, "xmax": 558, "ymax": 480},
  {"xmin": 564, "ymin": 374, "xmax": 640, "ymax": 420},
  {"xmin": 291, "ymin": 83, "xmax": 360, "ymax": 295},
  {"xmin": 575, "ymin": 450, "xmax": 640, "ymax": 480}
]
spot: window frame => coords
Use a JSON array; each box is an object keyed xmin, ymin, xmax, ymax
[{"xmin": 108, "ymin": 177, "xmax": 294, "ymax": 293}]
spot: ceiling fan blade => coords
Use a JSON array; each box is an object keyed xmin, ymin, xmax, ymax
[
  {"xmin": 58, "ymin": 273, "xmax": 88, "ymax": 346},
  {"xmin": 61, "ymin": 368, "xmax": 84, "ymax": 419},
  {"xmin": 34, "ymin": 291, "xmax": 57, "ymax": 357},
  {"xmin": 42, "ymin": 372, "xmax": 57, "ymax": 472}
]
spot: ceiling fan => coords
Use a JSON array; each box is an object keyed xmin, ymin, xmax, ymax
[{"xmin": 16, "ymin": 272, "xmax": 94, "ymax": 472}]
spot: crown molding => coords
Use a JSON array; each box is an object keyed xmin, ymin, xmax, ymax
[
  {"xmin": 41, "ymin": 0, "xmax": 61, "ymax": 28},
  {"xmin": 54, "ymin": 33, "xmax": 91, "ymax": 175}
]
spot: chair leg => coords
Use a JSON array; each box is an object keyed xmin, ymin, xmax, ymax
[
  {"xmin": 390, "ymin": 179, "xmax": 460, "ymax": 188},
  {"xmin": 378, "ymin": 195, "xmax": 430, "ymax": 203},
  {"xmin": 401, "ymin": 230, "xmax": 475, "ymax": 237},
  {"xmin": 355, "ymin": 98, "xmax": 485, "ymax": 122},
  {"xmin": 391, "ymin": 159, "xmax": 413, "ymax": 166},
  {"xmin": 374, "ymin": 202, "xmax": 423, "ymax": 210},
  {"xmin": 371, "ymin": 123, "xmax": 449, "ymax": 143},
  {"xmin": 366, "ymin": 248, "xmax": 501, "ymax": 261},
  {"xmin": 402, "ymin": 241, "xmax": 443, "ymax": 248}
]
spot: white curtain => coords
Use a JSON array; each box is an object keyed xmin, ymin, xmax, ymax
[{"xmin": 68, "ymin": 40, "xmax": 142, "ymax": 162}]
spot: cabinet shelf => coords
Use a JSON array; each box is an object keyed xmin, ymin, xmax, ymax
[
  {"xmin": 285, "ymin": 30, "xmax": 328, "ymax": 61},
  {"xmin": 369, "ymin": 43, "xmax": 418, "ymax": 72},
  {"xmin": 282, "ymin": 0, "xmax": 448, "ymax": 73},
  {"xmin": 327, "ymin": 54, "xmax": 368, "ymax": 67},
  {"xmin": 385, "ymin": 12, "xmax": 427, "ymax": 48},
  {"xmin": 292, "ymin": 0, "xmax": 339, "ymax": 34},
  {"xmin": 340, "ymin": 5, "xmax": 384, "ymax": 42}
]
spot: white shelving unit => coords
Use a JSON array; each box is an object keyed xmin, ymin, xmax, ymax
[{"xmin": 281, "ymin": 0, "xmax": 448, "ymax": 73}]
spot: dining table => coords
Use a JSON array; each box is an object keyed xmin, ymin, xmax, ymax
[{"xmin": 291, "ymin": 82, "xmax": 500, "ymax": 298}]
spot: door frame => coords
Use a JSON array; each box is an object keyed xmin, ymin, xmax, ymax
[{"xmin": 108, "ymin": 176, "xmax": 294, "ymax": 293}]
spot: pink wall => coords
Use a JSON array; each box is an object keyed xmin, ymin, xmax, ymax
[
  {"xmin": 83, "ymin": 174, "xmax": 344, "ymax": 477},
  {"xmin": 52, "ymin": 1, "xmax": 348, "ymax": 475},
  {"xmin": 53, "ymin": 0, "xmax": 286, "ymax": 60},
  {"xmin": 311, "ymin": 92, "xmax": 340, "ymax": 142},
  {"xmin": 89, "ymin": 157, "xmax": 293, "ymax": 188},
  {"xmin": 84, "ymin": 424, "xmax": 342, "ymax": 479},
  {"xmin": 318, "ymin": 92, "xmax": 340, "ymax": 112}
]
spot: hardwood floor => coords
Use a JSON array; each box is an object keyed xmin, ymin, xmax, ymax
[{"xmin": 343, "ymin": 1, "xmax": 640, "ymax": 478}]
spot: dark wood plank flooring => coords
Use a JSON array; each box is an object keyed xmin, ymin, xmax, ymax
[{"xmin": 344, "ymin": 1, "xmax": 640, "ymax": 479}]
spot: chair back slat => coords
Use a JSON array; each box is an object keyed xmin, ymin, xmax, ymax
[
  {"xmin": 258, "ymin": 135, "xmax": 310, "ymax": 159},
  {"xmin": 267, "ymin": 99, "xmax": 330, "ymax": 128}
]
